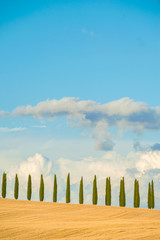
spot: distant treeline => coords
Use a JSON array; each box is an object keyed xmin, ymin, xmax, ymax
[{"xmin": 1, "ymin": 172, "xmax": 155, "ymax": 209}]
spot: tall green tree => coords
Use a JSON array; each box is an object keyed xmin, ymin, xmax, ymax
[
  {"xmin": 79, "ymin": 176, "xmax": 83, "ymax": 204},
  {"xmin": 39, "ymin": 174, "xmax": 44, "ymax": 201},
  {"xmin": 92, "ymin": 175, "xmax": 98, "ymax": 205},
  {"xmin": 105, "ymin": 177, "xmax": 109, "ymax": 205},
  {"xmin": 105, "ymin": 177, "xmax": 111, "ymax": 206},
  {"xmin": 2, "ymin": 172, "xmax": 7, "ymax": 198},
  {"xmin": 148, "ymin": 182, "xmax": 151, "ymax": 209},
  {"xmin": 137, "ymin": 180, "xmax": 140, "ymax": 208},
  {"xmin": 119, "ymin": 177, "xmax": 125, "ymax": 207},
  {"xmin": 134, "ymin": 179, "xmax": 137, "ymax": 208},
  {"xmin": 123, "ymin": 177, "xmax": 126, "ymax": 206},
  {"xmin": 14, "ymin": 174, "xmax": 19, "ymax": 200},
  {"xmin": 151, "ymin": 180, "xmax": 154, "ymax": 209},
  {"xmin": 66, "ymin": 173, "xmax": 70, "ymax": 203},
  {"xmin": 109, "ymin": 177, "xmax": 111, "ymax": 206},
  {"xmin": 53, "ymin": 174, "xmax": 57, "ymax": 202},
  {"xmin": 134, "ymin": 179, "xmax": 140, "ymax": 208},
  {"xmin": 119, "ymin": 178, "xmax": 122, "ymax": 206},
  {"xmin": 27, "ymin": 174, "xmax": 32, "ymax": 200}
]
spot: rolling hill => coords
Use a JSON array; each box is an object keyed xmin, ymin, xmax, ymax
[{"xmin": 0, "ymin": 198, "xmax": 160, "ymax": 239}]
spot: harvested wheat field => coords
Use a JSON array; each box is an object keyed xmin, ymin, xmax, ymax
[{"xmin": 0, "ymin": 198, "xmax": 160, "ymax": 240}]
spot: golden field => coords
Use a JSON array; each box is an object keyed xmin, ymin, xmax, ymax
[{"xmin": 0, "ymin": 198, "xmax": 160, "ymax": 239}]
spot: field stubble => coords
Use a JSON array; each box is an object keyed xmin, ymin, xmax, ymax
[{"xmin": 0, "ymin": 198, "xmax": 160, "ymax": 240}]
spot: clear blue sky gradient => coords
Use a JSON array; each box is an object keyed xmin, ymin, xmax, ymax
[{"xmin": 0, "ymin": 0, "xmax": 159, "ymax": 111}]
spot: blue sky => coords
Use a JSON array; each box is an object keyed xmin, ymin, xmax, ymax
[
  {"xmin": 0, "ymin": 0, "xmax": 160, "ymax": 208},
  {"xmin": 0, "ymin": 0, "xmax": 160, "ymax": 109}
]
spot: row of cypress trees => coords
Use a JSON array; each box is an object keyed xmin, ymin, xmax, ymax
[{"xmin": 1, "ymin": 172, "xmax": 155, "ymax": 209}]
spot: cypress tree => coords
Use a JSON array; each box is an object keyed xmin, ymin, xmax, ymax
[
  {"xmin": 105, "ymin": 177, "xmax": 111, "ymax": 206},
  {"xmin": 109, "ymin": 177, "xmax": 111, "ymax": 206},
  {"xmin": 105, "ymin": 177, "xmax": 109, "ymax": 205},
  {"xmin": 148, "ymin": 182, "xmax": 151, "ymax": 209},
  {"xmin": 123, "ymin": 177, "xmax": 126, "ymax": 206},
  {"xmin": 53, "ymin": 174, "xmax": 57, "ymax": 202},
  {"xmin": 151, "ymin": 180, "xmax": 154, "ymax": 209},
  {"xmin": 2, "ymin": 172, "xmax": 7, "ymax": 198},
  {"xmin": 134, "ymin": 179, "xmax": 137, "ymax": 208},
  {"xmin": 134, "ymin": 179, "xmax": 140, "ymax": 208},
  {"xmin": 39, "ymin": 174, "xmax": 44, "ymax": 201},
  {"xmin": 119, "ymin": 177, "xmax": 125, "ymax": 207},
  {"xmin": 119, "ymin": 178, "xmax": 122, "ymax": 206},
  {"xmin": 122, "ymin": 177, "xmax": 124, "ymax": 206},
  {"xmin": 27, "ymin": 174, "xmax": 32, "ymax": 200},
  {"xmin": 79, "ymin": 176, "xmax": 83, "ymax": 204},
  {"xmin": 137, "ymin": 180, "xmax": 140, "ymax": 208},
  {"xmin": 92, "ymin": 176, "xmax": 95, "ymax": 205},
  {"xmin": 66, "ymin": 173, "xmax": 70, "ymax": 203},
  {"xmin": 92, "ymin": 175, "xmax": 98, "ymax": 205},
  {"xmin": 14, "ymin": 174, "xmax": 19, "ymax": 200}
]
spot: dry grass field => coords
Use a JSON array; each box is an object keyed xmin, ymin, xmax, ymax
[{"xmin": 0, "ymin": 198, "xmax": 160, "ymax": 240}]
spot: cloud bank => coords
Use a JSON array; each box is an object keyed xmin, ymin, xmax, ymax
[
  {"xmin": 1, "ymin": 97, "xmax": 160, "ymax": 151},
  {"xmin": 6, "ymin": 150, "xmax": 160, "ymax": 208},
  {"xmin": 13, "ymin": 97, "xmax": 160, "ymax": 131},
  {"xmin": 11, "ymin": 97, "xmax": 160, "ymax": 151}
]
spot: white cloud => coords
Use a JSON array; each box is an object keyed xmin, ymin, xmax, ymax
[
  {"xmin": 0, "ymin": 127, "xmax": 26, "ymax": 133},
  {"xmin": 135, "ymin": 151, "xmax": 160, "ymax": 174},
  {"xmin": 32, "ymin": 125, "xmax": 46, "ymax": 128},
  {"xmin": 8, "ymin": 153, "xmax": 53, "ymax": 200},
  {"xmin": 12, "ymin": 97, "xmax": 160, "ymax": 151},
  {"xmin": 12, "ymin": 97, "xmax": 160, "ymax": 130},
  {"xmin": 17, "ymin": 153, "xmax": 52, "ymax": 178},
  {"xmin": 102, "ymin": 97, "xmax": 147, "ymax": 116}
]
